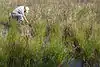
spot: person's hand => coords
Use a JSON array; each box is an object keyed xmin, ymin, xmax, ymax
[{"xmin": 26, "ymin": 20, "xmax": 29, "ymax": 23}]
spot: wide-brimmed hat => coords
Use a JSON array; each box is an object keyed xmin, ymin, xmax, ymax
[{"xmin": 25, "ymin": 6, "xmax": 29, "ymax": 13}]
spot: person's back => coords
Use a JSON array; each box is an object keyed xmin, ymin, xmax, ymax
[{"xmin": 12, "ymin": 6, "xmax": 25, "ymax": 17}]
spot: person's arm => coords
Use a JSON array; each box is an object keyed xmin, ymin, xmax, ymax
[{"xmin": 23, "ymin": 15, "xmax": 29, "ymax": 23}]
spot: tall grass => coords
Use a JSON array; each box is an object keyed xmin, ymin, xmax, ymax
[{"xmin": 0, "ymin": 0, "xmax": 100, "ymax": 67}]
